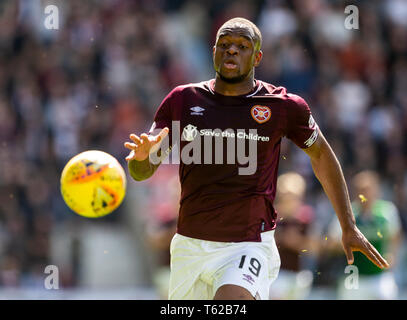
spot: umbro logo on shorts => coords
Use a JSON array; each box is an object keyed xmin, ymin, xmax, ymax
[{"xmin": 242, "ymin": 274, "xmax": 255, "ymax": 285}]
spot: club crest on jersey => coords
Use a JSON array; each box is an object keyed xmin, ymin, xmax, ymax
[{"xmin": 251, "ymin": 105, "xmax": 271, "ymax": 124}]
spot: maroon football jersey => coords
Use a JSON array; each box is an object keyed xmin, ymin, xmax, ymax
[{"xmin": 149, "ymin": 79, "xmax": 318, "ymax": 242}]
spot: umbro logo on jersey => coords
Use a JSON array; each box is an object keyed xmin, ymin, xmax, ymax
[
  {"xmin": 251, "ymin": 105, "xmax": 271, "ymax": 124},
  {"xmin": 190, "ymin": 106, "xmax": 205, "ymax": 115}
]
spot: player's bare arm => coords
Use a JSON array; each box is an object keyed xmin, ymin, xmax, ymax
[
  {"xmin": 303, "ymin": 128, "xmax": 390, "ymax": 270},
  {"xmin": 124, "ymin": 127, "xmax": 169, "ymax": 181}
]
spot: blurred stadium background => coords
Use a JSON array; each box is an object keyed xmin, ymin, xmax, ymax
[{"xmin": 1, "ymin": 0, "xmax": 407, "ymax": 299}]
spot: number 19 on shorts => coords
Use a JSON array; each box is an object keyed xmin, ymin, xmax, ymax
[{"xmin": 239, "ymin": 255, "xmax": 262, "ymax": 277}]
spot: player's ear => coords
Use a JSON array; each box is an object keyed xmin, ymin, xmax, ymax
[{"xmin": 254, "ymin": 50, "xmax": 263, "ymax": 67}]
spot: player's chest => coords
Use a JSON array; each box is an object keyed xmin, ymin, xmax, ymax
[{"xmin": 178, "ymin": 99, "xmax": 285, "ymax": 137}]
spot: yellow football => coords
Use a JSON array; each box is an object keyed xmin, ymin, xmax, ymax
[{"xmin": 60, "ymin": 150, "xmax": 126, "ymax": 218}]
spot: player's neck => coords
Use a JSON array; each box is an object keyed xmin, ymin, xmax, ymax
[{"xmin": 214, "ymin": 75, "xmax": 256, "ymax": 96}]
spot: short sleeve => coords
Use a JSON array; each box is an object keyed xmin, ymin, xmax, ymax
[
  {"xmin": 285, "ymin": 94, "xmax": 319, "ymax": 149},
  {"xmin": 149, "ymin": 91, "xmax": 173, "ymax": 135}
]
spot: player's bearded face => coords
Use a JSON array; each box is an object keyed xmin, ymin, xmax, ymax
[{"xmin": 213, "ymin": 28, "xmax": 260, "ymax": 83}]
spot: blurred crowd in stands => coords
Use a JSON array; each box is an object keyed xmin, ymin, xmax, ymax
[{"xmin": 0, "ymin": 0, "xmax": 407, "ymax": 298}]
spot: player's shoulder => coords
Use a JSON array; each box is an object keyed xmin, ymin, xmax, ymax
[
  {"xmin": 159, "ymin": 80, "xmax": 212, "ymax": 110},
  {"xmin": 257, "ymin": 80, "xmax": 309, "ymax": 108},
  {"xmin": 168, "ymin": 80, "xmax": 211, "ymax": 97}
]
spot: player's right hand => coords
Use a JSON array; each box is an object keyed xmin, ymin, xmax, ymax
[{"xmin": 124, "ymin": 127, "xmax": 169, "ymax": 162}]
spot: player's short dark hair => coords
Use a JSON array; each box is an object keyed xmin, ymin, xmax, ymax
[{"xmin": 216, "ymin": 17, "xmax": 262, "ymax": 51}]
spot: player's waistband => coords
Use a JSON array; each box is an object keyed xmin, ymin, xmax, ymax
[{"xmin": 173, "ymin": 230, "xmax": 275, "ymax": 244}]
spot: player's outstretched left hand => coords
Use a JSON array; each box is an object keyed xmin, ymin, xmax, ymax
[{"xmin": 341, "ymin": 226, "xmax": 390, "ymax": 269}]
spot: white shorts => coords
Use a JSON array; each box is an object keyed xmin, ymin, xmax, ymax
[{"xmin": 168, "ymin": 230, "xmax": 281, "ymax": 300}]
